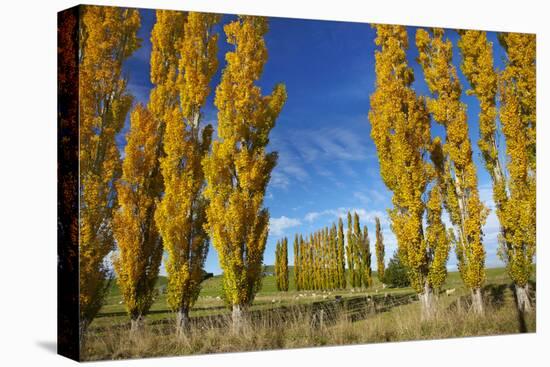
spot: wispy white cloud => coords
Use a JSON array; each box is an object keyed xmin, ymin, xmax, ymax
[
  {"xmin": 304, "ymin": 211, "xmax": 323, "ymax": 222},
  {"xmin": 353, "ymin": 192, "xmax": 369, "ymax": 205},
  {"xmin": 269, "ymin": 216, "xmax": 302, "ymax": 237},
  {"xmin": 269, "ymin": 134, "xmax": 310, "ymax": 189},
  {"xmin": 271, "ymin": 170, "xmax": 291, "ymax": 189},
  {"xmin": 269, "ymin": 124, "xmax": 374, "ymax": 189},
  {"xmin": 294, "ymin": 127, "xmax": 370, "ymax": 163},
  {"xmin": 304, "ymin": 207, "xmax": 389, "ymax": 227},
  {"xmin": 353, "ymin": 189, "xmax": 386, "ymax": 205}
]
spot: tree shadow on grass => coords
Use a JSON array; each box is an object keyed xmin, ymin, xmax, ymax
[{"xmin": 483, "ymin": 283, "xmax": 508, "ymax": 309}]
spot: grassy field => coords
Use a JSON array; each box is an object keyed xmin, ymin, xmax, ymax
[
  {"xmin": 91, "ymin": 266, "xmax": 524, "ymax": 328},
  {"xmin": 82, "ymin": 266, "xmax": 535, "ymax": 361}
]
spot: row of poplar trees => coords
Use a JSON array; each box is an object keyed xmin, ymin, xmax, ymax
[
  {"xmin": 275, "ymin": 212, "xmax": 386, "ymax": 292},
  {"xmin": 78, "ymin": 6, "xmax": 286, "ymax": 337},
  {"xmin": 369, "ymin": 26, "xmax": 535, "ymax": 318}
]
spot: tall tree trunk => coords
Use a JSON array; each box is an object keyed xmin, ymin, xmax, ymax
[
  {"xmin": 79, "ymin": 319, "xmax": 89, "ymax": 349},
  {"xmin": 419, "ymin": 282, "xmax": 435, "ymax": 320},
  {"xmin": 176, "ymin": 306, "xmax": 191, "ymax": 337},
  {"xmin": 130, "ymin": 314, "xmax": 144, "ymax": 338},
  {"xmin": 232, "ymin": 304, "xmax": 246, "ymax": 333},
  {"xmin": 471, "ymin": 287, "xmax": 483, "ymax": 315},
  {"xmin": 515, "ymin": 284, "xmax": 533, "ymax": 313}
]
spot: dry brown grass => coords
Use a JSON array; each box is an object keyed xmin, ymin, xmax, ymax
[{"xmin": 81, "ymin": 287, "xmax": 535, "ymax": 361}]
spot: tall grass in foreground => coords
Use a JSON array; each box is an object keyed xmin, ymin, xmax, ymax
[{"xmin": 82, "ymin": 288, "xmax": 535, "ymax": 361}]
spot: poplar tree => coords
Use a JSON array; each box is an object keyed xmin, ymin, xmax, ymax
[
  {"xmin": 203, "ymin": 16, "xmax": 287, "ymax": 329},
  {"xmin": 369, "ymin": 25, "xmax": 449, "ymax": 318},
  {"xmin": 282, "ymin": 238, "xmax": 289, "ymax": 291},
  {"xmin": 154, "ymin": 11, "xmax": 220, "ymax": 335},
  {"xmin": 337, "ymin": 217, "xmax": 347, "ymax": 289},
  {"xmin": 79, "ymin": 6, "xmax": 141, "ymax": 336},
  {"xmin": 301, "ymin": 235, "xmax": 308, "ymax": 290},
  {"xmin": 359, "ymin": 224, "xmax": 373, "ymax": 288},
  {"xmin": 275, "ymin": 240, "xmax": 282, "ymax": 290},
  {"xmin": 330, "ymin": 224, "xmax": 339, "ymax": 289},
  {"xmin": 314, "ymin": 231, "xmax": 321, "ymax": 290},
  {"xmin": 275, "ymin": 240, "xmax": 280, "ymax": 290},
  {"xmin": 426, "ymin": 139, "xmax": 452, "ymax": 294},
  {"xmin": 293, "ymin": 234, "xmax": 301, "ymax": 291},
  {"xmin": 275, "ymin": 238, "xmax": 289, "ymax": 291},
  {"xmin": 375, "ymin": 217, "xmax": 385, "ymax": 283},
  {"xmin": 416, "ymin": 28, "xmax": 487, "ymax": 313},
  {"xmin": 298, "ymin": 235, "xmax": 305, "ymax": 290},
  {"xmin": 346, "ymin": 212, "xmax": 357, "ymax": 288},
  {"xmin": 323, "ymin": 228, "xmax": 330, "ymax": 290},
  {"xmin": 317, "ymin": 230, "xmax": 323, "ymax": 290},
  {"xmin": 309, "ymin": 233, "xmax": 318, "ymax": 289},
  {"xmin": 348, "ymin": 213, "xmax": 372, "ymax": 288},
  {"xmin": 498, "ymin": 32, "xmax": 536, "ymax": 312},
  {"xmin": 459, "ymin": 31, "xmax": 536, "ymax": 312},
  {"xmin": 303, "ymin": 235, "xmax": 311, "ymax": 290},
  {"xmin": 113, "ymin": 105, "xmax": 164, "ymax": 335},
  {"xmin": 353, "ymin": 213, "xmax": 364, "ymax": 287}
]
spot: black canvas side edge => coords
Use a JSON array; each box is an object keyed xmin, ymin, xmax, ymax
[{"xmin": 57, "ymin": 5, "xmax": 81, "ymax": 362}]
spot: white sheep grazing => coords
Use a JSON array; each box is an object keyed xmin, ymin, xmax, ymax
[{"xmin": 445, "ymin": 288, "xmax": 456, "ymax": 296}]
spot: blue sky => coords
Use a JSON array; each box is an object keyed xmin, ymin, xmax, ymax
[{"xmin": 120, "ymin": 9, "xmax": 509, "ymax": 275}]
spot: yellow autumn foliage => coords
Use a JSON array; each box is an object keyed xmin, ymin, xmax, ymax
[
  {"xmin": 113, "ymin": 105, "xmax": 163, "ymax": 322},
  {"xmin": 375, "ymin": 217, "xmax": 385, "ymax": 282},
  {"xmin": 153, "ymin": 12, "xmax": 220, "ymax": 321},
  {"xmin": 498, "ymin": 33, "xmax": 536, "ymax": 289},
  {"xmin": 459, "ymin": 31, "xmax": 536, "ymax": 311},
  {"xmin": 416, "ymin": 29, "xmax": 487, "ymax": 294},
  {"xmin": 369, "ymin": 25, "xmax": 449, "ymax": 301},
  {"xmin": 203, "ymin": 16, "xmax": 287, "ymax": 312},
  {"xmin": 78, "ymin": 5, "xmax": 141, "ymax": 330}
]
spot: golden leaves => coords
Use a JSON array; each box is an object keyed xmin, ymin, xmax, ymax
[
  {"xmin": 497, "ymin": 32, "xmax": 536, "ymax": 287},
  {"xmin": 78, "ymin": 6, "xmax": 141, "ymax": 324},
  {"xmin": 179, "ymin": 13, "xmax": 220, "ymax": 121},
  {"xmin": 459, "ymin": 30, "xmax": 536, "ymax": 289},
  {"xmin": 113, "ymin": 104, "xmax": 163, "ymax": 318},
  {"xmin": 275, "ymin": 238, "xmax": 289, "ymax": 291},
  {"xmin": 153, "ymin": 11, "xmax": 219, "ymax": 312},
  {"xmin": 416, "ymin": 28, "xmax": 486, "ymax": 291},
  {"xmin": 375, "ymin": 217, "xmax": 385, "ymax": 282},
  {"xmin": 369, "ymin": 25, "xmax": 435, "ymax": 293},
  {"xmin": 203, "ymin": 16, "xmax": 287, "ymax": 307}
]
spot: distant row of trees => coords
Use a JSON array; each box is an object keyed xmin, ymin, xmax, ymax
[
  {"xmin": 78, "ymin": 7, "xmax": 286, "ymax": 337},
  {"xmin": 275, "ymin": 212, "xmax": 386, "ymax": 292},
  {"xmin": 369, "ymin": 26, "xmax": 535, "ymax": 318}
]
